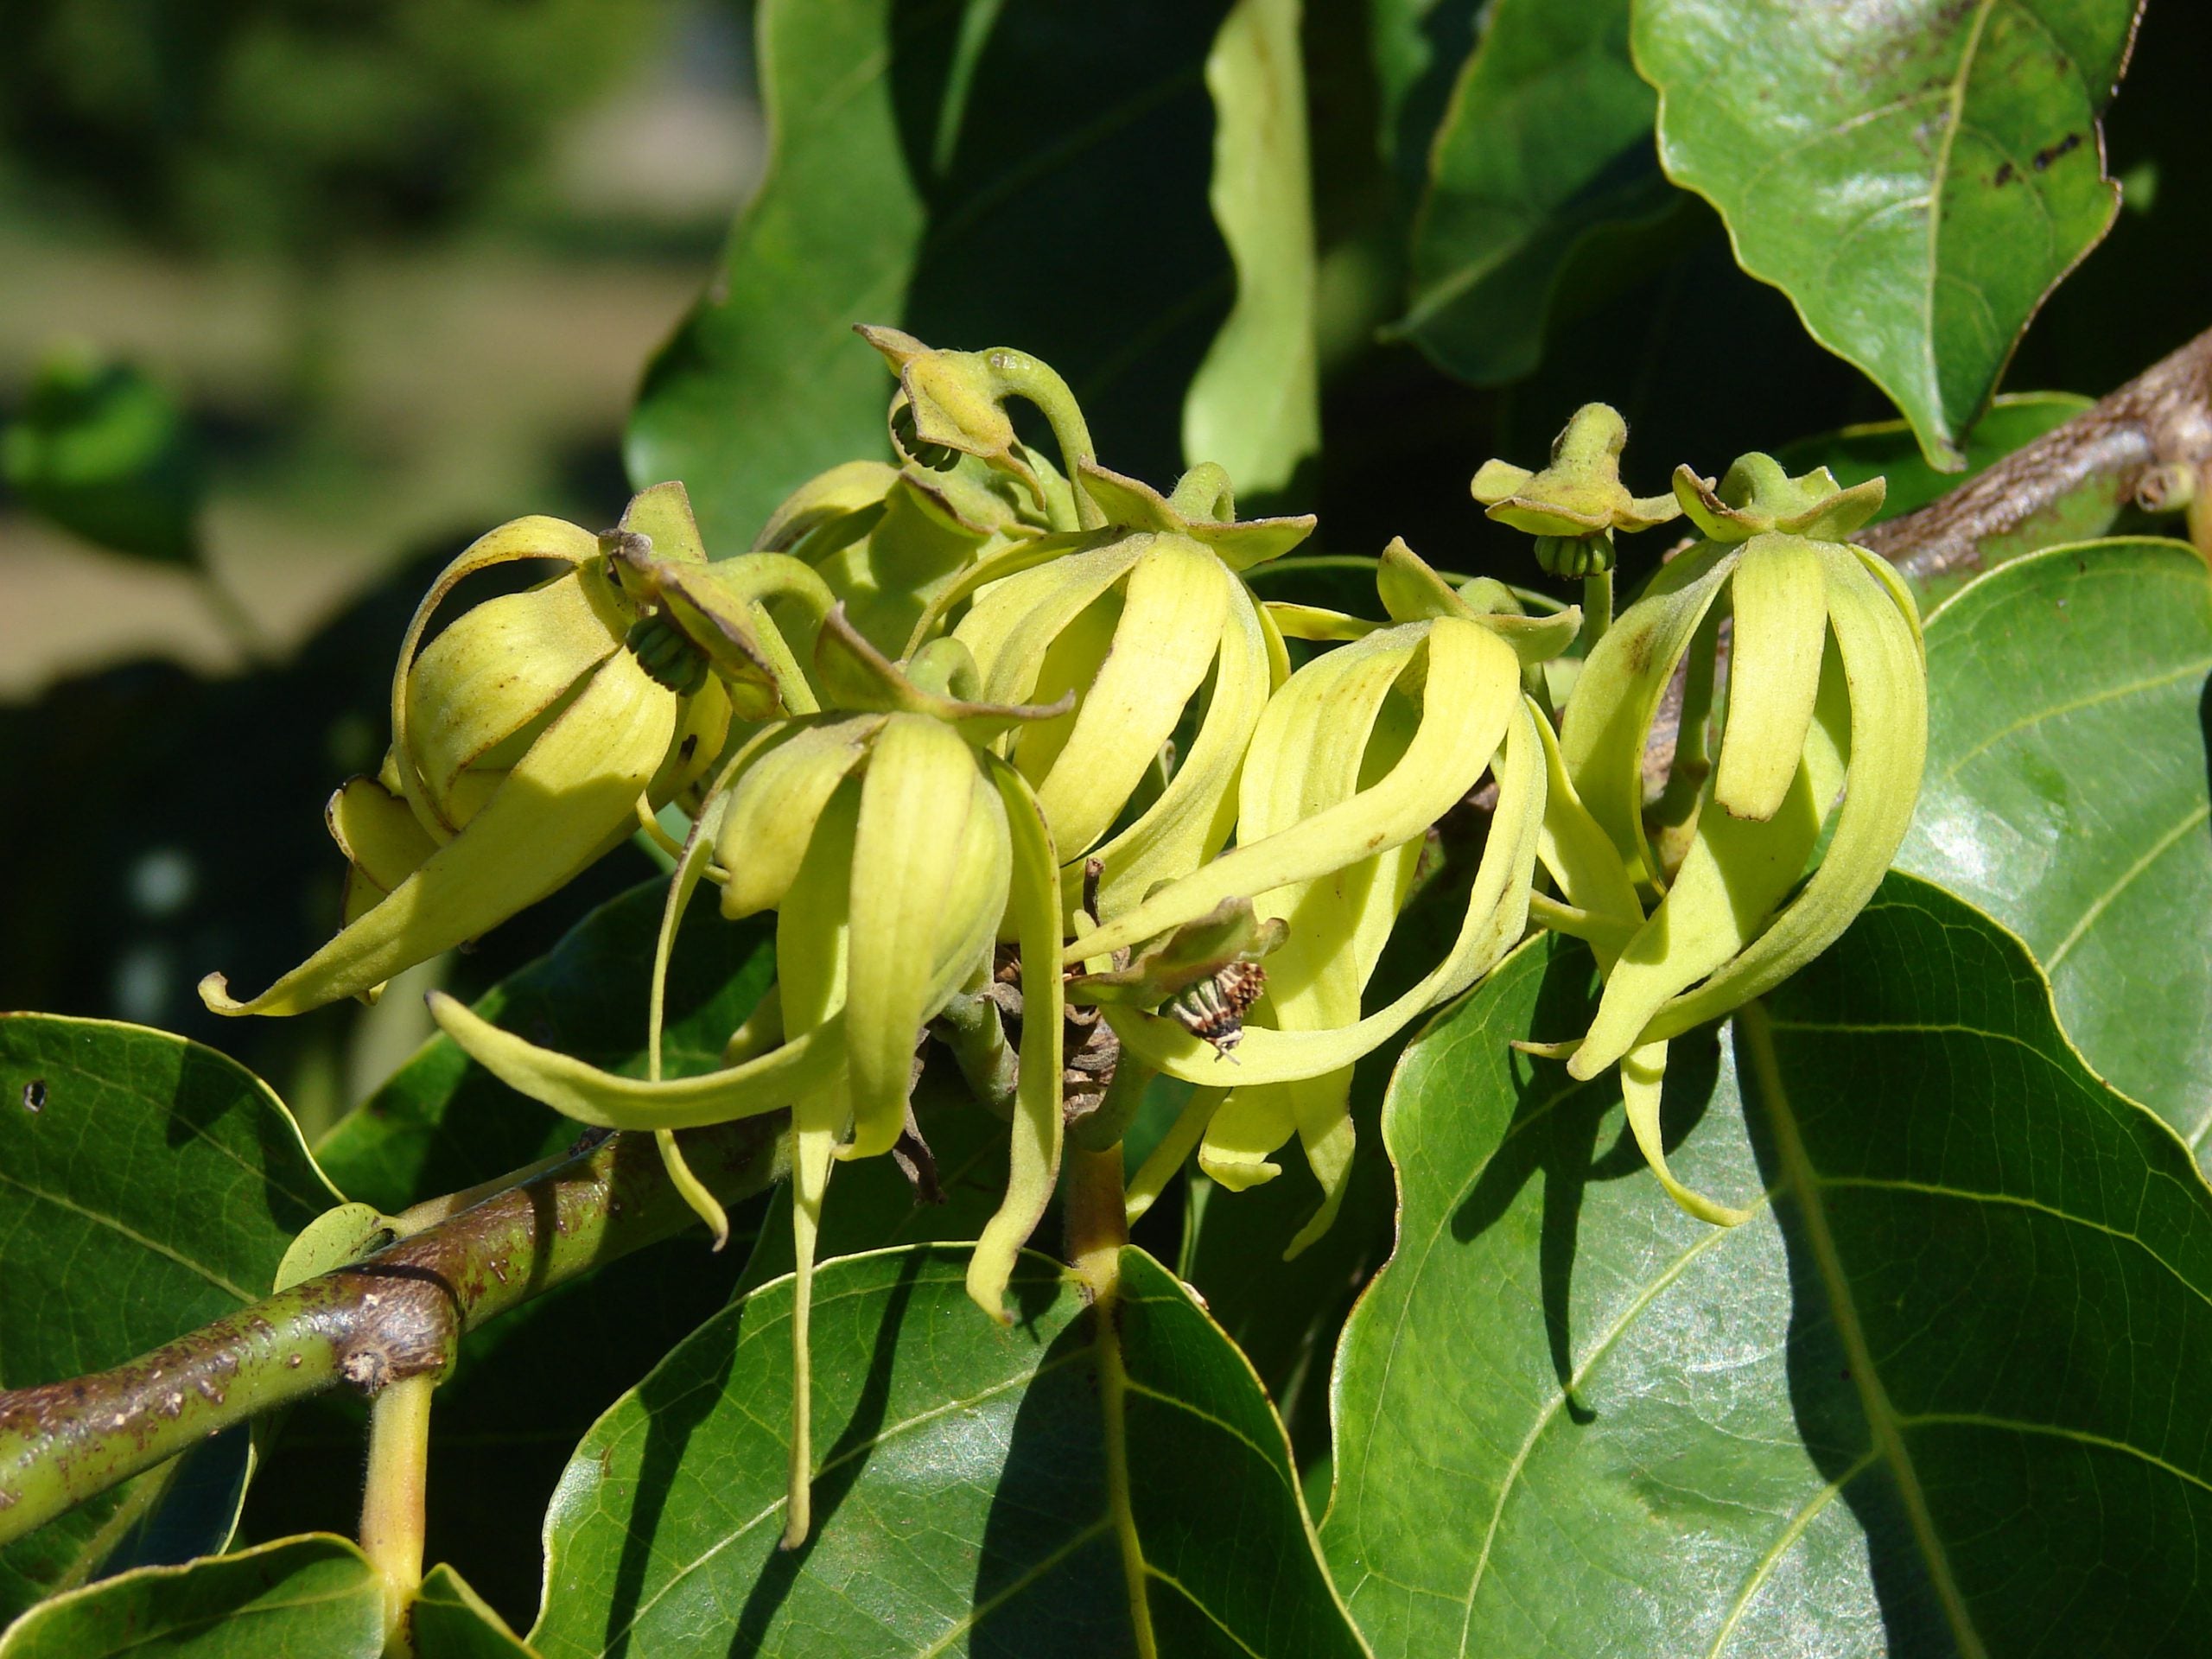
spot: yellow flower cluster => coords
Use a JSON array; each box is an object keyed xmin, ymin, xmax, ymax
[{"xmin": 201, "ymin": 334, "xmax": 1925, "ymax": 1543}]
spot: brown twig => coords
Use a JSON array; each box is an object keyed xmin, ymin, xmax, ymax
[
  {"xmin": 0, "ymin": 1116, "xmax": 785, "ymax": 1548},
  {"xmin": 1861, "ymin": 326, "xmax": 2212, "ymax": 579}
]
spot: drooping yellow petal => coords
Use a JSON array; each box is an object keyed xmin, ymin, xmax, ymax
[
  {"xmin": 782, "ymin": 1080, "xmax": 842, "ymax": 1550},
  {"xmin": 715, "ymin": 717, "xmax": 884, "ymax": 919},
  {"xmin": 966, "ymin": 757, "xmax": 1064, "ymax": 1323},
  {"xmin": 1078, "ymin": 617, "xmax": 1519, "ymax": 963},
  {"xmin": 753, "ymin": 460, "xmax": 899, "ymax": 553},
  {"xmin": 1081, "ymin": 580, "xmax": 1273, "ymax": 923},
  {"xmin": 646, "ymin": 791, "xmax": 735, "ymax": 1245},
  {"xmin": 845, "ymin": 716, "xmax": 1003, "ymax": 1160},
  {"xmin": 1530, "ymin": 711, "xmax": 1642, "ymax": 942},
  {"xmin": 406, "ymin": 568, "xmax": 627, "ymax": 830},
  {"xmin": 1714, "ymin": 534, "xmax": 1828, "ymax": 822},
  {"xmin": 1557, "ymin": 541, "xmax": 1733, "ymax": 881},
  {"xmin": 388, "ymin": 515, "xmax": 605, "ymax": 839},
  {"xmin": 1198, "ymin": 1084, "xmax": 1295, "ymax": 1190},
  {"xmin": 1209, "ymin": 623, "xmax": 1421, "ymax": 1248},
  {"xmin": 957, "ymin": 537, "xmax": 1147, "ymax": 701},
  {"xmin": 203, "ymin": 650, "xmax": 675, "ymax": 1017},
  {"xmin": 772, "ymin": 777, "xmax": 862, "ymax": 1545},
  {"xmin": 1029, "ymin": 537, "xmax": 1231, "ymax": 857},
  {"xmin": 423, "ymin": 992, "xmax": 843, "ymax": 1129},
  {"xmin": 1632, "ymin": 543, "xmax": 1924, "ymax": 1046},
  {"xmin": 1111, "ymin": 694, "xmax": 1543, "ymax": 1084},
  {"xmin": 1569, "ymin": 759, "xmax": 1824, "ymax": 1080},
  {"xmin": 1621, "ymin": 1040, "xmax": 1756, "ymax": 1226},
  {"xmin": 326, "ymin": 774, "xmax": 435, "ymax": 894}
]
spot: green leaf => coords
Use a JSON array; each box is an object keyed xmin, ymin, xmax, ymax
[
  {"xmin": 1325, "ymin": 876, "xmax": 2212, "ymax": 1654},
  {"xmin": 0, "ymin": 1534, "xmax": 384, "ymax": 1658},
  {"xmin": 531, "ymin": 1246, "xmax": 1365, "ymax": 1656},
  {"xmin": 0, "ymin": 1016, "xmax": 338, "ymax": 1618},
  {"xmin": 1184, "ymin": 0, "xmax": 1320, "ymax": 498},
  {"xmin": 1633, "ymin": 0, "xmax": 2143, "ymax": 467},
  {"xmin": 1369, "ymin": 0, "xmax": 1481, "ymax": 202},
  {"xmin": 629, "ymin": 0, "xmax": 1287, "ymax": 555},
  {"xmin": 0, "ymin": 346, "xmax": 204, "ymax": 568},
  {"xmin": 413, "ymin": 1564, "xmax": 537, "ymax": 1657},
  {"xmin": 1897, "ymin": 537, "xmax": 2212, "ymax": 1163},
  {"xmin": 1395, "ymin": 0, "xmax": 1681, "ymax": 385},
  {"xmin": 1777, "ymin": 391, "xmax": 2091, "ymax": 522},
  {"xmin": 317, "ymin": 880, "xmax": 774, "ymax": 1213}
]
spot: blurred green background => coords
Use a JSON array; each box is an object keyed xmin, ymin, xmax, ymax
[{"xmin": 0, "ymin": 0, "xmax": 766, "ymax": 1135}]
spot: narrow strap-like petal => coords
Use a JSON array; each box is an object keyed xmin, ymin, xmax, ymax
[
  {"xmin": 1034, "ymin": 537, "xmax": 1231, "ymax": 857},
  {"xmin": 846, "ymin": 717, "xmax": 998, "ymax": 1160},
  {"xmin": 1110, "ymin": 693, "xmax": 1542, "ymax": 1084},
  {"xmin": 966, "ymin": 758, "xmax": 1064, "ymax": 1323},
  {"xmin": 388, "ymin": 515, "xmax": 603, "ymax": 838},
  {"xmin": 423, "ymin": 994, "xmax": 845, "ymax": 1130},
  {"xmin": 202, "ymin": 649, "xmax": 674, "ymax": 1016},
  {"xmin": 1621, "ymin": 1040, "xmax": 1756, "ymax": 1226},
  {"xmin": 1558, "ymin": 540, "xmax": 1732, "ymax": 882},
  {"xmin": 1635, "ymin": 542, "xmax": 1925, "ymax": 1045},
  {"xmin": 1078, "ymin": 617, "xmax": 1519, "ymax": 963},
  {"xmin": 715, "ymin": 716, "xmax": 883, "ymax": 919},
  {"xmin": 1080, "ymin": 580, "xmax": 1272, "ymax": 923},
  {"xmin": 1714, "ymin": 534, "xmax": 1828, "ymax": 822}
]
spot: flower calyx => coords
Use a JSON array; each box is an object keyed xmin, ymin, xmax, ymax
[
  {"xmin": 1077, "ymin": 459, "xmax": 1316, "ymax": 573},
  {"xmin": 1670, "ymin": 451, "xmax": 1886, "ymax": 543},
  {"xmin": 1471, "ymin": 403, "xmax": 1680, "ymax": 582},
  {"xmin": 856, "ymin": 324, "xmax": 1101, "ymax": 530}
]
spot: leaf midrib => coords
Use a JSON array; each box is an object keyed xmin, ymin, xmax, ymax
[{"xmin": 1738, "ymin": 1001, "xmax": 1990, "ymax": 1659}]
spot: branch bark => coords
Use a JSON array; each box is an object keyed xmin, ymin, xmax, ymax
[
  {"xmin": 1859, "ymin": 325, "xmax": 2212, "ymax": 578},
  {"xmin": 0, "ymin": 1116, "xmax": 785, "ymax": 1548}
]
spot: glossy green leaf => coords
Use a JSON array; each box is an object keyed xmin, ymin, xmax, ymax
[
  {"xmin": 1370, "ymin": 0, "xmax": 1480, "ymax": 202},
  {"xmin": 1396, "ymin": 0, "xmax": 1679, "ymax": 385},
  {"xmin": 629, "ymin": 0, "xmax": 1267, "ymax": 554},
  {"xmin": 1325, "ymin": 876, "xmax": 2212, "ymax": 1654},
  {"xmin": 531, "ymin": 1246, "xmax": 1365, "ymax": 1657},
  {"xmin": 0, "ymin": 1535, "xmax": 384, "ymax": 1658},
  {"xmin": 1898, "ymin": 537, "xmax": 2212, "ymax": 1163},
  {"xmin": 413, "ymin": 1564, "xmax": 538, "ymax": 1657},
  {"xmin": 1184, "ymin": 0, "xmax": 1320, "ymax": 499},
  {"xmin": 317, "ymin": 879, "xmax": 773, "ymax": 1214},
  {"xmin": 1635, "ymin": 0, "xmax": 2142, "ymax": 467},
  {"xmin": 0, "ymin": 346, "xmax": 204, "ymax": 568},
  {"xmin": 0, "ymin": 1016, "xmax": 338, "ymax": 1618}
]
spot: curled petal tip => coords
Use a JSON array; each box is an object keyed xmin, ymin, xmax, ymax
[
  {"xmin": 197, "ymin": 972, "xmax": 245, "ymax": 1015},
  {"xmin": 1510, "ymin": 1037, "xmax": 1581, "ymax": 1061}
]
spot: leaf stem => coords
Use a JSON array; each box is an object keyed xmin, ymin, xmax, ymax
[
  {"xmin": 0, "ymin": 1116, "xmax": 784, "ymax": 1548},
  {"xmin": 359, "ymin": 1375, "xmax": 434, "ymax": 1651},
  {"xmin": 1065, "ymin": 1143, "xmax": 1129, "ymax": 1301}
]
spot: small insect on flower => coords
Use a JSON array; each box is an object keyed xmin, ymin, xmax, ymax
[{"xmin": 1167, "ymin": 961, "xmax": 1266, "ymax": 1056}]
